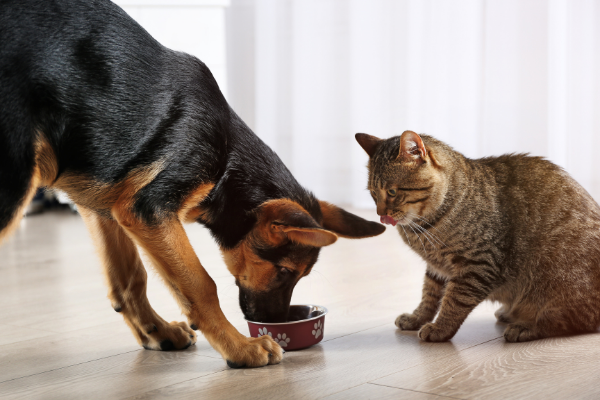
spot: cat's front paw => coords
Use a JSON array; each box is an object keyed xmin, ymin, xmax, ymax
[
  {"xmin": 395, "ymin": 313, "xmax": 425, "ymax": 330},
  {"xmin": 504, "ymin": 323, "xmax": 539, "ymax": 342},
  {"xmin": 418, "ymin": 322, "xmax": 455, "ymax": 342}
]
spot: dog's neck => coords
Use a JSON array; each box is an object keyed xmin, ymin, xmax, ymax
[{"xmin": 199, "ymin": 111, "xmax": 321, "ymax": 249}]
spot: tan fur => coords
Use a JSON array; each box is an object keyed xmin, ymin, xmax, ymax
[
  {"xmin": 222, "ymin": 237, "xmax": 312, "ymax": 296},
  {"xmin": 255, "ymin": 199, "xmax": 338, "ymax": 247},
  {"xmin": 35, "ymin": 135, "xmax": 59, "ymax": 185},
  {"xmin": 54, "ymin": 160, "xmax": 166, "ymax": 213},
  {"xmin": 222, "ymin": 241, "xmax": 274, "ymax": 292},
  {"xmin": 177, "ymin": 183, "xmax": 215, "ymax": 224},
  {"xmin": 78, "ymin": 206, "xmax": 197, "ymax": 350},
  {"xmin": 360, "ymin": 131, "xmax": 600, "ymax": 342}
]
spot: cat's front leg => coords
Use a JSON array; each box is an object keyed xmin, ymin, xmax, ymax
[
  {"xmin": 396, "ymin": 270, "xmax": 446, "ymax": 330},
  {"xmin": 418, "ymin": 269, "xmax": 501, "ymax": 342}
]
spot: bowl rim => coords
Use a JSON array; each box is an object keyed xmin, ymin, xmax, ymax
[{"xmin": 245, "ymin": 304, "xmax": 328, "ymax": 326}]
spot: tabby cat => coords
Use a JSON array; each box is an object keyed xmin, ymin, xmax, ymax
[{"xmin": 356, "ymin": 130, "xmax": 600, "ymax": 342}]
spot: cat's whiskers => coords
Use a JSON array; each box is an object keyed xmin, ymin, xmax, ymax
[
  {"xmin": 413, "ymin": 221, "xmax": 444, "ymax": 248},
  {"xmin": 407, "ymin": 212, "xmax": 446, "ymax": 247},
  {"xmin": 408, "ymin": 211, "xmax": 447, "ymax": 235},
  {"xmin": 399, "ymin": 224, "xmax": 412, "ymax": 247},
  {"xmin": 407, "ymin": 223, "xmax": 427, "ymax": 254},
  {"xmin": 409, "ymin": 221, "xmax": 437, "ymax": 250}
]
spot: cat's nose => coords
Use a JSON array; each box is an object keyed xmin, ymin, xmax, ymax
[{"xmin": 376, "ymin": 205, "xmax": 387, "ymax": 216}]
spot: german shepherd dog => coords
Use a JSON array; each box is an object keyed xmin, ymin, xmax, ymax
[{"xmin": 0, "ymin": 0, "xmax": 384, "ymax": 368}]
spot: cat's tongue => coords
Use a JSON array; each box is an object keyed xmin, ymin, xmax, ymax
[{"xmin": 380, "ymin": 216, "xmax": 397, "ymax": 226}]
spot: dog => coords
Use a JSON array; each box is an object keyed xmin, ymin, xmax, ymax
[{"xmin": 0, "ymin": 0, "xmax": 385, "ymax": 368}]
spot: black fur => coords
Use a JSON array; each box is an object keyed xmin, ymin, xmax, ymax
[
  {"xmin": 226, "ymin": 360, "xmax": 244, "ymax": 369},
  {"xmin": 0, "ymin": 0, "xmax": 320, "ymax": 247},
  {"xmin": 159, "ymin": 339, "xmax": 175, "ymax": 351},
  {"xmin": 1, "ymin": 0, "xmax": 384, "ymax": 330}
]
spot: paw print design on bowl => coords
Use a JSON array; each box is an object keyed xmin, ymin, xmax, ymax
[
  {"xmin": 246, "ymin": 305, "xmax": 327, "ymax": 351},
  {"xmin": 275, "ymin": 333, "xmax": 291, "ymax": 347},
  {"xmin": 258, "ymin": 327, "xmax": 272, "ymax": 337},
  {"xmin": 312, "ymin": 320, "xmax": 322, "ymax": 339}
]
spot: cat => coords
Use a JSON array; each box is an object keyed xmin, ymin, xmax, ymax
[{"xmin": 356, "ymin": 130, "xmax": 600, "ymax": 342}]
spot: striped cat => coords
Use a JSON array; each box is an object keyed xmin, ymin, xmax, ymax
[{"xmin": 356, "ymin": 130, "xmax": 600, "ymax": 342}]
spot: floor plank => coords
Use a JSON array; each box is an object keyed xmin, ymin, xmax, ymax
[
  {"xmin": 323, "ymin": 383, "xmax": 461, "ymax": 400},
  {"xmin": 0, "ymin": 323, "xmax": 55, "ymax": 347},
  {"xmin": 0, "ymin": 349, "xmax": 224, "ymax": 400},
  {"xmin": 372, "ymin": 333, "xmax": 600, "ymax": 399}
]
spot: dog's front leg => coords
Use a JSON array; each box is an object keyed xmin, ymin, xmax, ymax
[{"xmin": 112, "ymin": 206, "xmax": 283, "ymax": 368}]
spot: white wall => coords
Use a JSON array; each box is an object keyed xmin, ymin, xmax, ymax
[
  {"xmin": 227, "ymin": 0, "xmax": 600, "ymax": 208},
  {"xmin": 115, "ymin": 0, "xmax": 230, "ymax": 97}
]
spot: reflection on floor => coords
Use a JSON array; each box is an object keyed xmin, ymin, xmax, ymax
[{"xmin": 0, "ymin": 209, "xmax": 598, "ymax": 399}]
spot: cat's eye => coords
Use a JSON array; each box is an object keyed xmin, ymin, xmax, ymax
[{"xmin": 387, "ymin": 189, "xmax": 397, "ymax": 197}]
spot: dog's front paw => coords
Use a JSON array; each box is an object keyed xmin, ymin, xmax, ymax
[
  {"xmin": 225, "ymin": 335, "xmax": 284, "ymax": 368},
  {"xmin": 418, "ymin": 322, "xmax": 455, "ymax": 342},
  {"xmin": 143, "ymin": 321, "xmax": 197, "ymax": 351},
  {"xmin": 395, "ymin": 313, "xmax": 425, "ymax": 330}
]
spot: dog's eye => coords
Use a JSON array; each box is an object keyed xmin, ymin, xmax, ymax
[
  {"xmin": 277, "ymin": 266, "xmax": 292, "ymax": 276},
  {"xmin": 387, "ymin": 189, "xmax": 397, "ymax": 197}
]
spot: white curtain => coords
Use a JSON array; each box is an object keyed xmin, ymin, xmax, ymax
[{"xmin": 226, "ymin": 0, "xmax": 600, "ymax": 208}]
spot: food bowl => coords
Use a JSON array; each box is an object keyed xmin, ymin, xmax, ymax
[{"xmin": 247, "ymin": 304, "xmax": 328, "ymax": 351}]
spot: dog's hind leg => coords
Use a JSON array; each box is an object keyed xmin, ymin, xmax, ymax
[
  {"xmin": 0, "ymin": 171, "xmax": 39, "ymax": 245},
  {"xmin": 0, "ymin": 129, "xmax": 54, "ymax": 245},
  {"xmin": 78, "ymin": 206, "xmax": 197, "ymax": 351}
]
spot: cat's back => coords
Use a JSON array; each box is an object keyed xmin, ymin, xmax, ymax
[{"xmin": 472, "ymin": 153, "xmax": 600, "ymax": 234}]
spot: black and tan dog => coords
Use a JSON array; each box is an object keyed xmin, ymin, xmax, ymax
[{"xmin": 0, "ymin": 0, "xmax": 384, "ymax": 367}]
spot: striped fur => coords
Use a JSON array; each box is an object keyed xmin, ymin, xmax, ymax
[{"xmin": 359, "ymin": 131, "xmax": 600, "ymax": 342}]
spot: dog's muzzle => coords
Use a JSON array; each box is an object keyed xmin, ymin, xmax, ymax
[{"xmin": 238, "ymin": 285, "xmax": 293, "ymax": 323}]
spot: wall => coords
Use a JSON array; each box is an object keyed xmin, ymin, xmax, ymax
[{"xmin": 227, "ymin": 0, "xmax": 600, "ymax": 208}]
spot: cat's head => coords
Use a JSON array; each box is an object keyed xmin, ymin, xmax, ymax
[{"xmin": 355, "ymin": 131, "xmax": 449, "ymax": 226}]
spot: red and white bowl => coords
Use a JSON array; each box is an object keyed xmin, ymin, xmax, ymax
[{"xmin": 247, "ymin": 304, "xmax": 328, "ymax": 351}]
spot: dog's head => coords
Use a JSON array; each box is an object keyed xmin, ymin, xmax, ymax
[{"xmin": 222, "ymin": 199, "xmax": 385, "ymax": 323}]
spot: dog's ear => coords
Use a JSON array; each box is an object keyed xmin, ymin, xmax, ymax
[
  {"xmin": 256, "ymin": 199, "xmax": 338, "ymax": 247},
  {"xmin": 319, "ymin": 201, "xmax": 386, "ymax": 238}
]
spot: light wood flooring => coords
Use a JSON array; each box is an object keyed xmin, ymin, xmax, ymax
[{"xmin": 1, "ymin": 209, "xmax": 599, "ymax": 399}]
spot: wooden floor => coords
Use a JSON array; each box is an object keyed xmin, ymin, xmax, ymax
[{"xmin": 1, "ymin": 209, "xmax": 599, "ymax": 399}]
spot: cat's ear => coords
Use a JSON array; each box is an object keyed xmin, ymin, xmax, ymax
[
  {"xmin": 399, "ymin": 130, "xmax": 427, "ymax": 163},
  {"xmin": 319, "ymin": 201, "xmax": 386, "ymax": 238},
  {"xmin": 255, "ymin": 199, "xmax": 338, "ymax": 247},
  {"xmin": 355, "ymin": 133, "xmax": 383, "ymax": 158}
]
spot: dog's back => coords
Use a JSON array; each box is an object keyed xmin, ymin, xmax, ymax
[{"xmin": 0, "ymin": 0, "xmax": 229, "ymax": 239}]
